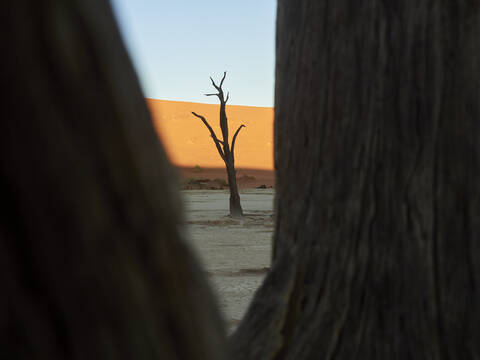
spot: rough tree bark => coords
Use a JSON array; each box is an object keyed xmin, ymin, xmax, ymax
[
  {"xmin": 0, "ymin": 1, "xmax": 226, "ymax": 359},
  {"xmin": 232, "ymin": 1, "xmax": 480, "ymax": 359},
  {"xmin": 192, "ymin": 73, "xmax": 245, "ymax": 218}
]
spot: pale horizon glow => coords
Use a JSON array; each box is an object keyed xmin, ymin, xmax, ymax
[{"xmin": 110, "ymin": 0, "xmax": 276, "ymax": 107}]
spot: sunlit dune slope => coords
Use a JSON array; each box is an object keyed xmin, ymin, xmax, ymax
[{"xmin": 147, "ymin": 99, "xmax": 274, "ymax": 170}]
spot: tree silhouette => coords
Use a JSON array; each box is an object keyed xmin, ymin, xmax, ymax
[{"xmin": 192, "ymin": 72, "xmax": 245, "ymax": 217}]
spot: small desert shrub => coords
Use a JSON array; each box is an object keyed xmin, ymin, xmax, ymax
[
  {"xmin": 192, "ymin": 165, "xmax": 203, "ymax": 173},
  {"xmin": 213, "ymin": 178, "xmax": 228, "ymax": 187},
  {"xmin": 185, "ymin": 177, "xmax": 197, "ymax": 185},
  {"xmin": 238, "ymin": 174, "xmax": 256, "ymax": 181},
  {"xmin": 185, "ymin": 177, "xmax": 210, "ymax": 185}
]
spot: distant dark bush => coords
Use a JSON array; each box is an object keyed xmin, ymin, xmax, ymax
[
  {"xmin": 192, "ymin": 165, "xmax": 203, "ymax": 173},
  {"xmin": 238, "ymin": 174, "xmax": 256, "ymax": 182},
  {"xmin": 185, "ymin": 178, "xmax": 197, "ymax": 185},
  {"xmin": 213, "ymin": 178, "xmax": 228, "ymax": 187}
]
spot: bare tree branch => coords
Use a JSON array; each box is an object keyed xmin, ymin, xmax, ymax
[
  {"xmin": 208, "ymin": 72, "xmax": 227, "ymax": 97},
  {"xmin": 231, "ymin": 124, "xmax": 246, "ymax": 158},
  {"xmin": 219, "ymin": 71, "xmax": 227, "ymax": 88},
  {"xmin": 225, "ymin": 92, "xmax": 230, "ymax": 103},
  {"xmin": 191, "ymin": 112, "xmax": 225, "ymax": 161},
  {"xmin": 210, "ymin": 77, "xmax": 220, "ymax": 91}
]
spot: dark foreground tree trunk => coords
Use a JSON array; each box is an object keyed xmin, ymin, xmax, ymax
[
  {"xmin": 232, "ymin": 1, "xmax": 480, "ymax": 359},
  {"xmin": 1, "ymin": 1, "xmax": 226, "ymax": 359}
]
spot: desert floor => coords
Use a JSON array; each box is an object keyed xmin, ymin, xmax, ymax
[{"xmin": 181, "ymin": 189, "xmax": 274, "ymax": 331}]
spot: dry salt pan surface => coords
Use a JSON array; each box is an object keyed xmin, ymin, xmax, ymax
[{"xmin": 181, "ymin": 189, "xmax": 274, "ymax": 331}]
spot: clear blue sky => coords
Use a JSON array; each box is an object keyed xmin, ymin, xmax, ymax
[{"xmin": 110, "ymin": 0, "xmax": 276, "ymax": 107}]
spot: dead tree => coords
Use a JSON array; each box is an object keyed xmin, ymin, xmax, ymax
[{"xmin": 192, "ymin": 73, "xmax": 245, "ymax": 217}]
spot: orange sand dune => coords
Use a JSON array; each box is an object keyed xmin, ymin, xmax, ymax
[{"xmin": 147, "ymin": 99, "xmax": 274, "ymax": 170}]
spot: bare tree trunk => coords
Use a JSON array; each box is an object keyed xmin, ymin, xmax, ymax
[
  {"xmin": 232, "ymin": 1, "xmax": 480, "ymax": 359},
  {"xmin": 0, "ymin": 1, "xmax": 226, "ymax": 359},
  {"xmin": 225, "ymin": 158, "xmax": 243, "ymax": 218}
]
